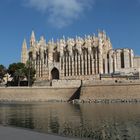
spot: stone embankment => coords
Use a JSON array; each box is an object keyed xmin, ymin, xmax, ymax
[
  {"xmin": 80, "ymin": 80, "xmax": 140, "ymax": 103},
  {"xmin": 0, "ymin": 87, "xmax": 77, "ymax": 102},
  {"xmin": 0, "ymin": 80, "xmax": 140, "ymax": 103}
]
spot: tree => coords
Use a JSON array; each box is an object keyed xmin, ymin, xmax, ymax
[
  {"xmin": 7, "ymin": 62, "xmax": 35, "ymax": 86},
  {"xmin": 8, "ymin": 63, "xmax": 25, "ymax": 77},
  {"xmin": 7, "ymin": 63, "xmax": 25, "ymax": 86},
  {"xmin": 24, "ymin": 60, "xmax": 36, "ymax": 86},
  {"xmin": 14, "ymin": 68, "xmax": 25, "ymax": 86},
  {"xmin": 0, "ymin": 65, "xmax": 7, "ymax": 82}
]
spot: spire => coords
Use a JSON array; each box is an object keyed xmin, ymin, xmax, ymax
[
  {"xmin": 21, "ymin": 39, "xmax": 28, "ymax": 64},
  {"xmin": 31, "ymin": 30, "xmax": 35, "ymax": 40},
  {"xmin": 30, "ymin": 30, "xmax": 36, "ymax": 46},
  {"xmin": 51, "ymin": 38, "xmax": 54, "ymax": 43},
  {"xmin": 23, "ymin": 39, "xmax": 27, "ymax": 49},
  {"xmin": 63, "ymin": 35, "xmax": 65, "ymax": 40}
]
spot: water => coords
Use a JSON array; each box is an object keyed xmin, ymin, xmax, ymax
[{"xmin": 0, "ymin": 102, "xmax": 140, "ymax": 140}]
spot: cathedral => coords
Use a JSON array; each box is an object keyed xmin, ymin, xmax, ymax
[{"xmin": 21, "ymin": 31, "xmax": 140, "ymax": 81}]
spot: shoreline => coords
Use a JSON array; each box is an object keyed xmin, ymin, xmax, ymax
[
  {"xmin": 0, "ymin": 125, "xmax": 79, "ymax": 140},
  {"xmin": 0, "ymin": 99, "xmax": 140, "ymax": 104}
]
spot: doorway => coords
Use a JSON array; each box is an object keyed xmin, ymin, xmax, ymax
[{"xmin": 51, "ymin": 68, "xmax": 59, "ymax": 80}]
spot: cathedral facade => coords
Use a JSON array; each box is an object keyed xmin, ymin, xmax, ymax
[{"xmin": 21, "ymin": 31, "xmax": 139, "ymax": 81}]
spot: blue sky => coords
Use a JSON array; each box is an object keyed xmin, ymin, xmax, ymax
[{"xmin": 0, "ymin": 0, "xmax": 140, "ymax": 67}]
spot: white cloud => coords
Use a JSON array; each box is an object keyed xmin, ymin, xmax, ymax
[{"xmin": 23, "ymin": 0, "xmax": 94, "ymax": 28}]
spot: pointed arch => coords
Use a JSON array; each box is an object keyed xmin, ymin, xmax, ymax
[{"xmin": 51, "ymin": 68, "xmax": 59, "ymax": 80}]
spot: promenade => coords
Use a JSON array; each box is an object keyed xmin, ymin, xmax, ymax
[{"xmin": 0, "ymin": 126, "xmax": 80, "ymax": 140}]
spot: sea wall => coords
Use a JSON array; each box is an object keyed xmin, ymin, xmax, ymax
[
  {"xmin": 80, "ymin": 81, "xmax": 140, "ymax": 101},
  {"xmin": 0, "ymin": 87, "xmax": 77, "ymax": 102},
  {"xmin": 1, "ymin": 80, "xmax": 140, "ymax": 102}
]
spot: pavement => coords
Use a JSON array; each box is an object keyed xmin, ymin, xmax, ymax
[{"xmin": 0, "ymin": 126, "xmax": 81, "ymax": 140}]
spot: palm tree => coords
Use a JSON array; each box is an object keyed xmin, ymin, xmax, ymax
[
  {"xmin": 25, "ymin": 60, "xmax": 36, "ymax": 86},
  {"xmin": 14, "ymin": 69, "xmax": 25, "ymax": 86},
  {"xmin": 7, "ymin": 62, "xmax": 35, "ymax": 86}
]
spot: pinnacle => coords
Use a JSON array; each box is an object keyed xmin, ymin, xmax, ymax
[
  {"xmin": 22, "ymin": 39, "xmax": 27, "ymax": 49},
  {"xmin": 31, "ymin": 30, "xmax": 36, "ymax": 40}
]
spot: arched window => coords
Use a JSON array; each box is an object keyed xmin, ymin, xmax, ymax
[
  {"xmin": 121, "ymin": 51, "xmax": 125, "ymax": 68},
  {"xmin": 53, "ymin": 51, "xmax": 60, "ymax": 62}
]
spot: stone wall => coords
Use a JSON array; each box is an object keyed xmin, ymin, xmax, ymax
[
  {"xmin": 52, "ymin": 80, "xmax": 81, "ymax": 87},
  {"xmin": 80, "ymin": 81, "xmax": 140, "ymax": 101},
  {"xmin": 0, "ymin": 87, "xmax": 78, "ymax": 102},
  {"xmin": 1, "ymin": 81, "xmax": 140, "ymax": 102},
  {"xmin": 134, "ymin": 57, "xmax": 140, "ymax": 68}
]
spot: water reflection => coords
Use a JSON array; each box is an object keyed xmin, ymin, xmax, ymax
[{"xmin": 0, "ymin": 103, "xmax": 140, "ymax": 139}]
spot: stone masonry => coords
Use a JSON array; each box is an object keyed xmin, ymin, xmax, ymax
[{"xmin": 21, "ymin": 30, "xmax": 140, "ymax": 81}]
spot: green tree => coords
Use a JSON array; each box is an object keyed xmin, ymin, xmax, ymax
[
  {"xmin": 7, "ymin": 62, "xmax": 35, "ymax": 86},
  {"xmin": 14, "ymin": 68, "xmax": 25, "ymax": 86},
  {"xmin": 8, "ymin": 63, "xmax": 25, "ymax": 77},
  {"xmin": 24, "ymin": 60, "xmax": 36, "ymax": 86},
  {"xmin": 7, "ymin": 63, "xmax": 25, "ymax": 86},
  {"xmin": 0, "ymin": 65, "xmax": 7, "ymax": 82}
]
